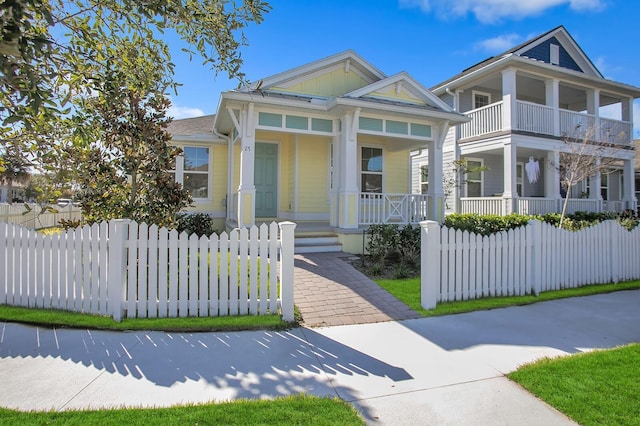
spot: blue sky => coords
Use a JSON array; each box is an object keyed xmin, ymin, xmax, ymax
[{"xmin": 165, "ymin": 0, "xmax": 639, "ymax": 136}]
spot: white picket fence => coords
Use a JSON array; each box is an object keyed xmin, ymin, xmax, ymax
[
  {"xmin": 0, "ymin": 220, "xmax": 296, "ymax": 321},
  {"xmin": 0, "ymin": 203, "xmax": 82, "ymax": 230},
  {"xmin": 420, "ymin": 220, "xmax": 640, "ymax": 309}
]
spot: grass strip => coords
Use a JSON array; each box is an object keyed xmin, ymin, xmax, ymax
[
  {"xmin": 375, "ymin": 278, "xmax": 640, "ymax": 317},
  {"xmin": 508, "ymin": 343, "xmax": 640, "ymax": 426},
  {"xmin": 0, "ymin": 395, "xmax": 364, "ymax": 426},
  {"xmin": 0, "ymin": 304, "xmax": 294, "ymax": 332}
]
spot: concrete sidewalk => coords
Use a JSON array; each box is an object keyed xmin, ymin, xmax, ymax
[{"xmin": 1, "ymin": 290, "xmax": 638, "ymax": 425}]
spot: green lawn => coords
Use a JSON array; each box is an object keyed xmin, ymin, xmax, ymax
[
  {"xmin": 0, "ymin": 304, "xmax": 295, "ymax": 332},
  {"xmin": 0, "ymin": 395, "xmax": 364, "ymax": 426},
  {"xmin": 375, "ymin": 278, "xmax": 640, "ymax": 317},
  {"xmin": 509, "ymin": 343, "xmax": 640, "ymax": 426}
]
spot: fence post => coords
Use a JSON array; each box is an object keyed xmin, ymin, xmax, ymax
[
  {"xmin": 609, "ymin": 220, "xmax": 619, "ymax": 284},
  {"xmin": 278, "ymin": 221, "xmax": 297, "ymax": 322},
  {"xmin": 420, "ymin": 220, "xmax": 440, "ymax": 310},
  {"xmin": 108, "ymin": 219, "xmax": 130, "ymax": 322},
  {"xmin": 528, "ymin": 220, "xmax": 542, "ymax": 296}
]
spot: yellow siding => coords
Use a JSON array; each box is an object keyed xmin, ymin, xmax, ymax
[
  {"xmin": 171, "ymin": 142, "xmax": 228, "ymax": 216},
  {"xmin": 297, "ymin": 136, "xmax": 330, "ymax": 213},
  {"xmin": 274, "ymin": 69, "xmax": 369, "ymax": 97},
  {"xmin": 370, "ymin": 86, "xmax": 426, "ymax": 105},
  {"xmin": 384, "ymin": 146, "xmax": 410, "ymax": 193}
]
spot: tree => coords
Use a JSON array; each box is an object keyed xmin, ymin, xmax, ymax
[
  {"xmin": 0, "ymin": 145, "xmax": 31, "ymax": 204},
  {"xmin": 1, "ymin": 0, "xmax": 271, "ymax": 131},
  {"xmin": 557, "ymin": 126, "xmax": 623, "ymax": 228},
  {"xmin": 2, "ymin": 0, "xmax": 270, "ymax": 225},
  {"xmin": 442, "ymin": 159, "xmax": 489, "ymax": 210}
]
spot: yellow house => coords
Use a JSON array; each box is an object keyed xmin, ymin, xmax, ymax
[{"xmin": 169, "ymin": 51, "xmax": 467, "ymax": 253}]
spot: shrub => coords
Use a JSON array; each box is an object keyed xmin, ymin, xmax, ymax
[
  {"xmin": 443, "ymin": 213, "xmax": 529, "ymax": 236},
  {"xmin": 176, "ymin": 213, "xmax": 218, "ymax": 237}
]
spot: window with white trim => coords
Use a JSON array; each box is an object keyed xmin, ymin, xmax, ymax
[
  {"xmin": 601, "ymin": 173, "xmax": 608, "ymax": 200},
  {"xmin": 464, "ymin": 158, "xmax": 483, "ymax": 197},
  {"xmin": 516, "ymin": 162, "xmax": 523, "ymax": 197},
  {"xmin": 420, "ymin": 165, "xmax": 429, "ymax": 194},
  {"xmin": 173, "ymin": 146, "xmax": 211, "ymax": 200},
  {"xmin": 361, "ymin": 147, "xmax": 383, "ymax": 193},
  {"xmin": 472, "ymin": 91, "xmax": 491, "ymax": 109}
]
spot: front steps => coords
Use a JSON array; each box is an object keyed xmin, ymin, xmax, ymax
[{"xmin": 294, "ymin": 233, "xmax": 342, "ymax": 253}]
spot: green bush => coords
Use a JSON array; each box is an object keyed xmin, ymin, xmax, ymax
[
  {"xmin": 443, "ymin": 213, "xmax": 529, "ymax": 235},
  {"xmin": 365, "ymin": 224, "xmax": 421, "ymax": 274},
  {"xmin": 444, "ymin": 211, "xmax": 639, "ymax": 234},
  {"xmin": 176, "ymin": 213, "xmax": 218, "ymax": 237}
]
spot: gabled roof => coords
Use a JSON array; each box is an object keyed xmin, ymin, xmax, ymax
[
  {"xmin": 344, "ymin": 72, "xmax": 455, "ymax": 112},
  {"xmin": 432, "ymin": 25, "xmax": 604, "ymax": 92},
  {"xmin": 243, "ymin": 50, "xmax": 386, "ymax": 94}
]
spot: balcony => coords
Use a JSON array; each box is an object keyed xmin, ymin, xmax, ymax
[
  {"xmin": 460, "ymin": 100, "xmax": 632, "ymax": 145},
  {"xmin": 460, "ymin": 197, "xmax": 634, "ymax": 216}
]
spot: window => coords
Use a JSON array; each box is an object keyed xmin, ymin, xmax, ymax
[
  {"xmin": 420, "ymin": 165, "xmax": 429, "ymax": 194},
  {"xmin": 550, "ymin": 44, "xmax": 560, "ymax": 65},
  {"xmin": 465, "ymin": 159, "xmax": 483, "ymax": 197},
  {"xmin": 173, "ymin": 146, "xmax": 211, "ymax": 200},
  {"xmin": 361, "ymin": 147, "xmax": 383, "ymax": 193},
  {"xmin": 473, "ymin": 91, "xmax": 491, "ymax": 109},
  {"xmin": 601, "ymin": 173, "xmax": 608, "ymax": 200},
  {"xmin": 516, "ymin": 162, "xmax": 523, "ymax": 197}
]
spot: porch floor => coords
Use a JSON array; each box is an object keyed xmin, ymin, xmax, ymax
[{"xmin": 293, "ymin": 252, "xmax": 420, "ymax": 327}]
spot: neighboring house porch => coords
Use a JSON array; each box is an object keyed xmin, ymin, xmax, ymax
[{"xmin": 423, "ymin": 25, "xmax": 639, "ymax": 217}]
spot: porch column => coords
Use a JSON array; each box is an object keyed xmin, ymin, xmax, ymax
[
  {"xmin": 337, "ymin": 110, "xmax": 360, "ymax": 229},
  {"xmin": 503, "ymin": 142, "xmax": 517, "ymax": 215},
  {"xmin": 622, "ymin": 97, "xmax": 634, "ymax": 143},
  {"xmin": 237, "ymin": 103, "xmax": 256, "ymax": 227},
  {"xmin": 545, "ymin": 78, "xmax": 560, "ymax": 136},
  {"xmin": 545, "ymin": 150, "xmax": 561, "ymax": 206},
  {"xmin": 428, "ymin": 122, "xmax": 447, "ymax": 222},
  {"xmin": 502, "ymin": 68, "xmax": 517, "ymax": 131},
  {"xmin": 586, "ymin": 89, "xmax": 600, "ymax": 139},
  {"xmin": 623, "ymin": 159, "xmax": 636, "ymax": 210},
  {"xmin": 329, "ymin": 131, "xmax": 339, "ymax": 227}
]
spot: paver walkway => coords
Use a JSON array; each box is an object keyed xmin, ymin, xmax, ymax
[{"xmin": 293, "ymin": 252, "xmax": 421, "ymax": 327}]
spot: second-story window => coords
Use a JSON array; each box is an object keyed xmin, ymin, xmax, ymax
[{"xmin": 473, "ymin": 91, "xmax": 491, "ymax": 109}]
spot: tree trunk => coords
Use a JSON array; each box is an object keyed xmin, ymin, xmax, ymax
[{"xmin": 560, "ymin": 186, "xmax": 571, "ymax": 229}]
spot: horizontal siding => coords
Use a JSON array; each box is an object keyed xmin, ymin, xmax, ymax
[{"xmin": 297, "ymin": 136, "xmax": 330, "ymax": 213}]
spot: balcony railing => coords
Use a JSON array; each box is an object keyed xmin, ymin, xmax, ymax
[
  {"xmin": 517, "ymin": 101, "xmax": 554, "ymax": 135},
  {"xmin": 359, "ymin": 193, "xmax": 433, "ymax": 225},
  {"xmin": 460, "ymin": 101, "xmax": 631, "ymax": 145},
  {"xmin": 461, "ymin": 197, "xmax": 631, "ymax": 216},
  {"xmin": 460, "ymin": 102, "xmax": 503, "ymax": 139}
]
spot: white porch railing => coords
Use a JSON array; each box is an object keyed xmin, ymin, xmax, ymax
[
  {"xmin": 459, "ymin": 101, "xmax": 632, "ymax": 145},
  {"xmin": 599, "ymin": 118, "xmax": 632, "ymax": 145},
  {"xmin": 559, "ymin": 109, "xmax": 595, "ymax": 140},
  {"xmin": 563, "ymin": 199, "xmax": 600, "ymax": 214},
  {"xmin": 359, "ymin": 193, "xmax": 432, "ymax": 225},
  {"xmin": 516, "ymin": 101, "xmax": 554, "ymax": 135},
  {"xmin": 603, "ymin": 200, "xmax": 628, "ymax": 213},
  {"xmin": 460, "ymin": 102, "xmax": 503, "ymax": 139},
  {"xmin": 517, "ymin": 198, "xmax": 558, "ymax": 215},
  {"xmin": 460, "ymin": 197, "xmax": 503, "ymax": 215}
]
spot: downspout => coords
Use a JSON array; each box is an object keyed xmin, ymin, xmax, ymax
[{"xmin": 213, "ymin": 127, "xmax": 232, "ymax": 224}]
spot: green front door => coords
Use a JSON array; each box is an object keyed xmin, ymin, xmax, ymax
[{"xmin": 255, "ymin": 143, "xmax": 278, "ymax": 218}]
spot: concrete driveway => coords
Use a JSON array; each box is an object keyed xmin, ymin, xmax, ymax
[{"xmin": 0, "ymin": 290, "xmax": 638, "ymax": 425}]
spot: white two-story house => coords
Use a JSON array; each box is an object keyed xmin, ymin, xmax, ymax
[{"xmin": 413, "ymin": 25, "xmax": 639, "ymax": 216}]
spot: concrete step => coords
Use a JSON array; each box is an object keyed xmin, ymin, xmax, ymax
[{"xmin": 294, "ymin": 234, "xmax": 342, "ymax": 253}]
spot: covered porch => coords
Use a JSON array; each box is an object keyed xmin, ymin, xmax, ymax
[
  {"xmin": 457, "ymin": 142, "xmax": 637, "ymax": 217},
  {"xmin": 223, "ymin": 103, "xmax": 455, "ymax": 231}
]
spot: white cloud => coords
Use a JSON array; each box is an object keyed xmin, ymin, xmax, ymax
[
  {"xmin": 167, "ymin": 104, "xmax": 205, "ymax": 120},
  {"xmin": 400, "ymin": 0, "xmax": 606, "ymax": 23},
  {"xmin": 475, "ymin": 33, "xmax": 522, "ymax": 53}
]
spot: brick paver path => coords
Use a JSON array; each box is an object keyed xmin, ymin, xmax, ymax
[{"xmin": 293, "ymin": 252, "xmax": 421, "ymax": 327}]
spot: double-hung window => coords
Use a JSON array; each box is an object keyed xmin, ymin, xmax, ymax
[
  {"xmin": 472, "ymin": 91, "xmax": 491, "ymax": 110},
  {"xmin": 465, "ymin": 158, "xmax": 483, "ymax": 197},
  {"xmin": 420, "ymin": 165, "xmax": 429, "ymax": 194},
  {"xmin": 361, "ymin": 147, "xmax": 383, "ymax": 193},
  {"xmin": 174, "ymin": 146, "xmax": 211, "ymax": 200}
]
